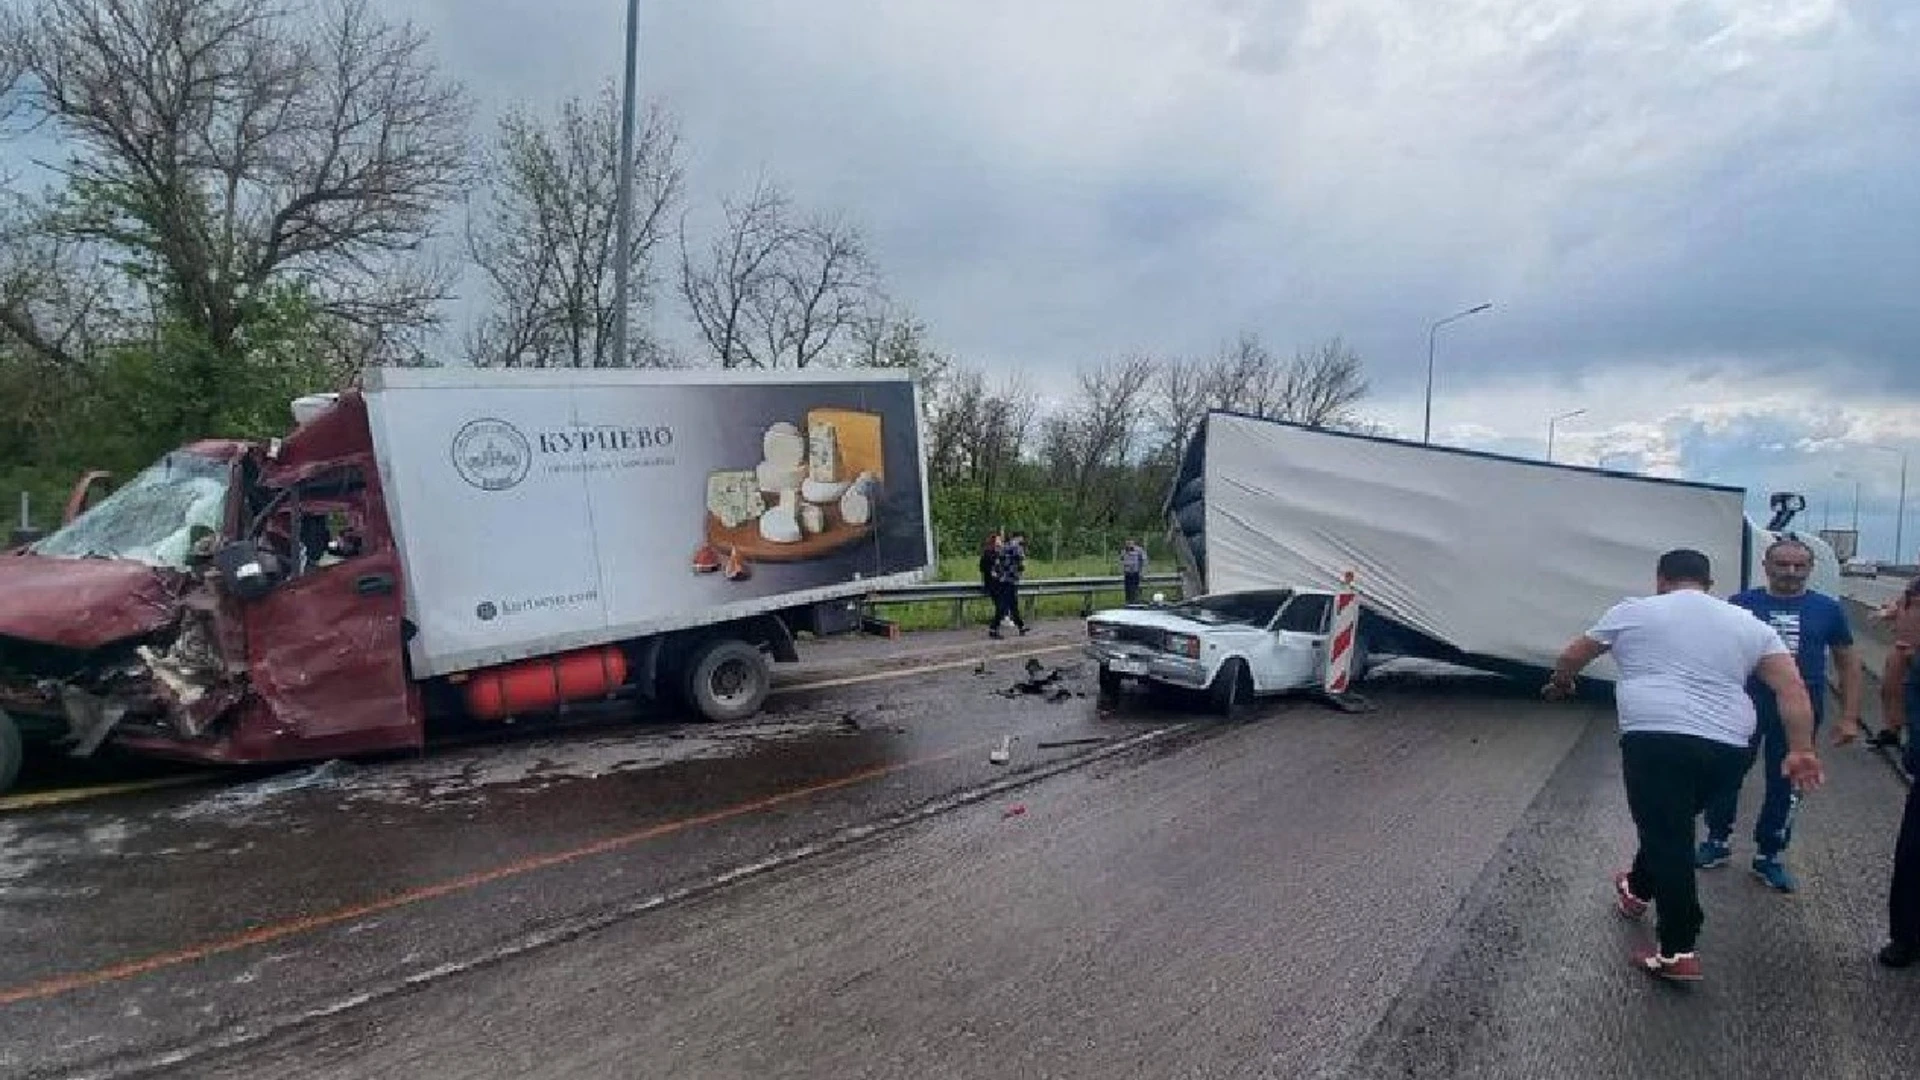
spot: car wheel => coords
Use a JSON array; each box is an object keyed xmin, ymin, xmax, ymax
[{"xmin": 1208, "ymin": 659, "xmax": 1251, "ymax": 720}]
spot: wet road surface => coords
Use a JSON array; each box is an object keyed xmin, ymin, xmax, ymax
[{"xmin": 3, "ymin": 621, "xmax": 1918, "ymax": 1079}]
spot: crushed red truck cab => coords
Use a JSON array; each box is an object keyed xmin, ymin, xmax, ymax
[{"xmin": 0, "ymin": 367, "xmax": 934, "ymax": 793}]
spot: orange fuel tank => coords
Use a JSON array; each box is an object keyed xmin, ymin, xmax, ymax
[{"xmin": 462, "ymin": 645, "xmax": 630, "ymax": 722}]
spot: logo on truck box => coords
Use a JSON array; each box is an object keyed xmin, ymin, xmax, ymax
[{"xmin": 451, "ymin": 419, "xmax": 533, "ymax": 491}]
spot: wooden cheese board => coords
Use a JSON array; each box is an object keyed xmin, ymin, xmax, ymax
[{"xmin": 704, "ymin": 497, "xmax": 874, "ymax": 563}]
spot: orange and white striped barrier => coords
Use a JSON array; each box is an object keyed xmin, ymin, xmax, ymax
[{"xmin": 1323, "ymin": 570, "xmax": 1360, "ymax": 696}]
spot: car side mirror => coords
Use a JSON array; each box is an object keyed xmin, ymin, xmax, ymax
[{"xmin": 213, "ymin": 540, "xmax": 284, "ymax": 601}]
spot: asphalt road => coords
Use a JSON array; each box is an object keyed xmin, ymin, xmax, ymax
[{"xmin": 3, "ymin": 622, "xmax": 1917, "ymax": 1079}]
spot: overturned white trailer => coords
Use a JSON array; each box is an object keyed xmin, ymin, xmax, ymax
[{"xmin": 1163, "ymin": 411, "xmax": 1839, "ymax": 683}]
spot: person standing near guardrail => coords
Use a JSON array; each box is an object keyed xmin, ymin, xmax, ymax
[
  {"xmin": 1120, "ymin": 539, "xmax": 1148, "ymax": 605},
  {"xmin": 1544, "ymin": 547, "xmax": 1821, "ymax": 982},
  {"xmin": 1697, "ymin": 537, "xmax": 1862, "ymax": 893},
  {"xmin": 986, "ymin": 530, "xmax": 1028, "ymax": 639}
]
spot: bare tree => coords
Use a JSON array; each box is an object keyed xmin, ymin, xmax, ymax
[
  {"xmin": 2, "ymin": 0, "xmax": 473, "ymax": 373},
  {"xmin": 1152, "ymin": 331, "xmax": 1371, "ymax": 459},
  {"xmin": 924, "ymin": 362, "xmax": 1032, "ymax": 499},
  {"xmin": 1274, "ymin": 336, "xmax": 1368, "ymax": 427},
  {"xmin": 843, "ymin": 299, "xmax": 952, "ymax": 413},
  {"xmin": 1039, "ymin": 354, "xmax": 1158, "ymax": 514},
  {"xmin": 467, "ymin": 84, "xmax": 683, "ymax": 368},
  {"xmin": 680, "ymin": 176, "xmax": 879, "ymax": 368},
  {"xmin": 679, "ymin": 178, "xmax": 787, "ymax": 368}
]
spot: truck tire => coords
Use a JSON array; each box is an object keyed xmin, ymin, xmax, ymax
[
  {"xmin": 1097, "ymin": 664, "xmax": 1123, "ymax": 703},
  {"xmin": 0, "ymin": 709, "xmax": 22, "ymax": 795},
  {"xmin": 684, "ymin": 639, "xmax": 771, "ymax": 723},
  {"xmin": 1208, "ymin": 659, "xmax": 1252, "ymax": 721}
]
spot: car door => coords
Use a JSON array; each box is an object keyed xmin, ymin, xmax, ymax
[
  {"xmin": 1265, "ymin": 593, "xmax": 1334, "ymax": 691},
  {"xmin": 239, "ymin": 465, "xmax": 423, "ymax": 753}
]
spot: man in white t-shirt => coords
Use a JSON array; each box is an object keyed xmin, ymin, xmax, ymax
[{"xmin": 1544, "ymin": 548, "xmax": 1821, "ymax": 983}]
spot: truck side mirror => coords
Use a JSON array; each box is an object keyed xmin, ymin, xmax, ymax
[{"xmin": 213, "ymin": 540, "xmax": 284, "ymax": 601}]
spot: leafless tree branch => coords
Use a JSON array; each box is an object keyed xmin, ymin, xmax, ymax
[
  {"xmin": 6, "ymin": 0, "xmax": 472, "ymax": 370},
  {"xmin": 467, "ymin": 83, "xmax": 683, "ymax": 368}
]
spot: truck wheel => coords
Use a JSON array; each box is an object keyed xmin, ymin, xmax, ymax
[
  {"xmin": 1208, "ymin": 659, "xmax": 1252, "ymax": 721},
  {"xmin": 1097, "ymin": 664, "xmax": 1123, "ymax": 701},
  {"xmin": 684, "ymin": 639, "xmax": 771, "ymax": 723},
  {"xmin": 0, "ymin": 710, "xmax": 22, "ymax": 795}
]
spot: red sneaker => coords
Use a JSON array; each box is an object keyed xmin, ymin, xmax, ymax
[
  {"xmin": 1613, "ymin": 871, "xmax": 1649, "ymax": 920},
  {"xmin": 1630, "ymin": 946, "xmax": 1703, "ymax": 982}
]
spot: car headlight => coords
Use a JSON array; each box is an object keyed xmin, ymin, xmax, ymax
[
  {"xmin": 1088, "ymin": 622, "xmax": 1117, "ymax": 641},
  {"xmin": 1164, "ymin": 633, "xmax": 1201, "ymax": 659}
]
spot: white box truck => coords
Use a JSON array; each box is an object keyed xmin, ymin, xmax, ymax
[
  {"xmin": 0, "ymin": 366, "xmax": 934, "ymax": 790},
  {"xmin": 1085, "ymin": 411, "xmax": 1840, "ymax": 713}
]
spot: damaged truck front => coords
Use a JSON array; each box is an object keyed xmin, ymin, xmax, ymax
[{"xmin": 0, "ymin": 399, "xmax": 427, "ymax": 793}]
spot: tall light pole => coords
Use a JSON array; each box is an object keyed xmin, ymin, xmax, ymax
[
  {"xmin": 1866, "ymin": 445, "xmax": 1910, "ymax": 563},
  {"xmin": 1834, "ymin": 470, "xmax": 1861, "ymax": 533},
  {"xmin": 1545, "ymin": 408, "xmax": 1585, "ymax": 463},
  {"xmin": 612, "ymin": 0, "xmax": 642, "ymax": 369},
  {"xmin": 1423, "ymin": 302, "xmax": 1492, "ymax": 444}
]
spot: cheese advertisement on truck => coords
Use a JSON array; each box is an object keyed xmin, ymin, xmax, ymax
[{"xmin": 363, "ymin": 368, "xmax": 934, "ymax": 679}]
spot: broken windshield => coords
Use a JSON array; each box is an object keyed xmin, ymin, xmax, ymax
[
  {"xmin": 30, "ymin": 453, "xmax": 230, "ymax": 570},
  {"xmin": 1166, "ymin": 590, "xmax": 1293, "ymax": 627}
]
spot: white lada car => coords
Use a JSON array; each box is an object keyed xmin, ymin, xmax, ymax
[{"xmin": 1083, "ymin": 588, "xmax": 1378, "ymax": 716}]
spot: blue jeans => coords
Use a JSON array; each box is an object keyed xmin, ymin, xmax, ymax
[{"xmin": 1703, "ymin": 693, "xmax": 1825, "ymax": 858}]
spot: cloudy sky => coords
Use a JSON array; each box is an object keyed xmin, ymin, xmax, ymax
[{"xmin": 20, "ymin": 0, "xmax": 1920, "ymax": 560}]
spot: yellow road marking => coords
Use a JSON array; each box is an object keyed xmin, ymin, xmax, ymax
[{"xmin": 0, "ymin": 772, "xmax": 220, "ymax": 813}]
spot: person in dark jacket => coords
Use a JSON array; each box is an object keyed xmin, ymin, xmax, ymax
[
  {"xmin": 1120, "ymin": 540, "xmax": 1148, "ymax": 605},
  {"xmin": 978, "ymin": 532, "xmax": 1004, "ymax": 636},
  {"xmin": 990, "ymin": 532, "xmax": 1028, "ymax": 638}
]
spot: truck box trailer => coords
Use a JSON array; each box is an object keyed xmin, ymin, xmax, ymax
[
  {"xmin": 0, "ymin": 366, "xmax": 934, "ymax": 792},
  {"xmin": 1109, "ymin": 411, "xmax": 1840, "ymax": 698}
]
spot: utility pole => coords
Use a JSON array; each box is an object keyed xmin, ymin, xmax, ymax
[{"xmin": 612, "ymin": 0, "xmax": 641, "ymax": 369}]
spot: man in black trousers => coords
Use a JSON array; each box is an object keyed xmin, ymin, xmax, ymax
[
  {"xmin": 1883, "ymin": 662, "xmax": 1920, "ymax": 968},
  {"xmin": 1545, "ymin": 548, "xmax": 1822, "ymax": 982}
]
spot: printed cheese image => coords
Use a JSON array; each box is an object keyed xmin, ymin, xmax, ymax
[
  {"xmin": 700, "ymin": 406, "xmax": 887, "ymax": 569},
  {"xmin": 706, "ymin": 470, "xmax": 766, "ymax": 529},
  {"xmin": 806, "ymin": 407, "xmax": 884, "ymax": 482}
]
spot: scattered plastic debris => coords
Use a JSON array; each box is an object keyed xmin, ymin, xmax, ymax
[
  {"xmin": 1002, "ymin": 804, "xmax": 1026, "ymax": 819},
  {"xmin": 989, "ymin": 734, "xmax": 1012, "ymax": 765},
  {"xmin": 1000, "ymin": 657, "xmax": 1084, "ymax": 700}
]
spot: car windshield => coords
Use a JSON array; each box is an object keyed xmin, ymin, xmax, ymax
[
  {"xmin": 1165, "ymin": 591, "xmax": 1292, "ymax": 627},
  {"xmin": 30, "ymin": 452, "xmax": 230, "ymax": 570}
]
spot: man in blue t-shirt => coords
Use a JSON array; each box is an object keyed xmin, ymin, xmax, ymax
[{"xmin": 1698, "ymin": 536, "xmax": 1863, "ymax": 892}]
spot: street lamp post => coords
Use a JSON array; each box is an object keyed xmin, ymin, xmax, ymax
[
  {"xmin": 1546, "ymin": 408, "xmax": 1586, "ymax": 463},
  {"xmin": 612, "ymin": 0, "xmax": 642, "ymax": 368},
  {"xmin": 1834, "ymin": 470, "xmax": 1861, "ymax": 533},
  {"xmin": 1865, "ymin": 446, "xmax": 1910, "ymax": 563},
  {"xmin": 1422, "ymin": 302, "xmax": 1492, "ymax": 445}
]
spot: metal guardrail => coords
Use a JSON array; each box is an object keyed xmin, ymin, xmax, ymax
[{"xmin": 863, "ymin": 573, "xmax": 1186, "ymax": 629}]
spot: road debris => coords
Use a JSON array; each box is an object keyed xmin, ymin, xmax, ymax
[
  {"xmin": 999, "ymin": 658, "xmax": 1086, "ymax": 701},
  {"xmin": 989, "ymin": 734, "xmax": 1012, "ymax": 765}
]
